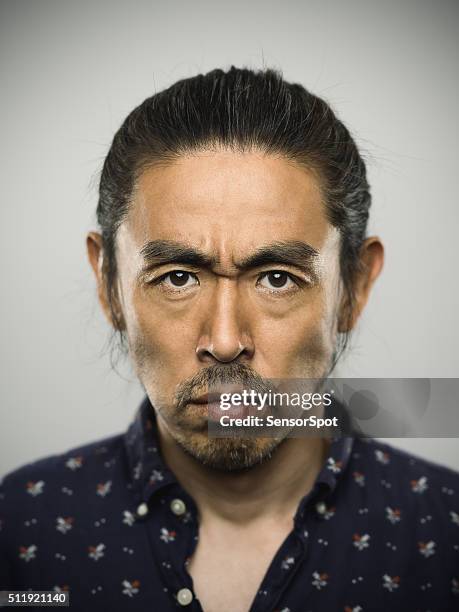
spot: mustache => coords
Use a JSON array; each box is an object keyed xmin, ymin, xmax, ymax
[{"xmin": 175, "ymin": 363, "xmax": 273, "ymax": 411}]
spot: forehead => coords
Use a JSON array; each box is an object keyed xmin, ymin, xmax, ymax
[{"xmin": 120, "ymin": 149, "xmax": 338, "ymax": 259}]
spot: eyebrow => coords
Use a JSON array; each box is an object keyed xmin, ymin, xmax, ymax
[
  {"xmin": 240, "ymin": 241, "xmax": 320, "ymax": 273},
  {"xmin": 139, "ymin": 239, "xmax": 320, "ymax": 277},
  {"xmin": 140, "ymin": 240, "xmax": 216, "ymax": 269}
]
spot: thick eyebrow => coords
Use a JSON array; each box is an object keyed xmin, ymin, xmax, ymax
[
  {"xmin": 139, "ymin": 240, "xmax": 216, "ymax": 270},
  {"xmin": 139, "ymin": 239, "xmax": 320, "ymax": 276},
  {"xmin": 238, "ymin": 241, "xmax": 320, "ymax": 275}
]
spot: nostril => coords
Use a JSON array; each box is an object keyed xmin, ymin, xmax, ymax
[{"xmin": 196, "ymin": 340, "xmax": 253, "ymax": 364}]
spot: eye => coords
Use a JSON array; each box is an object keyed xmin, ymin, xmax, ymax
[
  {"xmin": 257, "ymin": 271, "xmax": 297, "ymax": 291},
  {"xmin": 159, "ymin": 270, "xmax": 199, "ymax": 289}
]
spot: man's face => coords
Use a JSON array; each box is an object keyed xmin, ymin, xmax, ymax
[{"xmin": 114, "ymin": 149, "xmax": 343, "ymax": 469}]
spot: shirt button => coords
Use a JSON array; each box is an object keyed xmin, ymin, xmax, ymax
[
  {"xmin": 315, "ymin": 501, "xmax": 327, "ymax": 515},
  {"xmin": 177, "ymin": 588, "xmax": 193, "ymax": 606},
  {"xmin": 170, "ymin": 498, "xmax": 187, "ymax": 516},
  {"xmin": 136, "ymin": 502, "xmax": 149, "ymax": 517}
]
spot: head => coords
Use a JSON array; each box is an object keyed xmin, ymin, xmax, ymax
[{"xmin": 87, "ymin": 67, "xmax": 383, "ymax": 471}]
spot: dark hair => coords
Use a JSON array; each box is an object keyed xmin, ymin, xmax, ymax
[{"xmin": 97, "ymin": 66, "xmax": 371, "ymax": 366}]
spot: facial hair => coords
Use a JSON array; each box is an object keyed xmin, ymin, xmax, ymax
[{"xmin": 155, "ymin": 363, "xmax": 286, "ymax": 472}]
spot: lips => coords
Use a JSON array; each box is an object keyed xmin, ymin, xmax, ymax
[
  {"xmin": 188, "ymin": 389, "xmax": 253, "ymax": 421},
  {"xmin": 190, "ymin": 384, "xmax": 253, "ymax": 404},
  {"xmin": 189, "ymin": 392, "xmax": 225, "ymax": 405}
]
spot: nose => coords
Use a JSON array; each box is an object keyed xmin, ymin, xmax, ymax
[{"xmin": 196, "ymin": 280, "xmax": 254, "ymax": 364}]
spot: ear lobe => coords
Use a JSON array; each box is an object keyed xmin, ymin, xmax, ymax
[
  {"xmin": 86, "ymin": 232, "xmax": 125, "ymax": 330},
  {"xmin": 338, "ymin": 237, "xmax": 384, "ymax": 333}
]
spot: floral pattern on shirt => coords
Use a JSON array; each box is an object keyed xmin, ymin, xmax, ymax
[{"xmin": 1, "ymin": 396, "xmax": 458, "ymax": 611}]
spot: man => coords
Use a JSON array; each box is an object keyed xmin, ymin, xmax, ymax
[{"xmin": 1, "ymin": 67, "xmax": 458, "ymax": 611}]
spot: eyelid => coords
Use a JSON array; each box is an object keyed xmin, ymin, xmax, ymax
[
  {"xmin": 255, "ymin": 271, "xmax": 308, "ymax": 295},
  {"xmin": 156, "ymin": 270, "xmax": 199, "ymax": 285},
  {"xmin": 142, "ymin": 267, "xmax": 200, "ymax": 284},
  {"xmin": 257, "ymin": 269, "xmax": 312, "ymax": 286}
]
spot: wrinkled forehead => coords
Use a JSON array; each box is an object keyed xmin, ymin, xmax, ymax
[{"xmin": 118, "ymin": 150, "xmax": 340, "ymax": 266}]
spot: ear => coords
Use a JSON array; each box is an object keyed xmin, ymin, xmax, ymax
[
  {"xmin": 86, "ymin": 231, "xmax": 125, "ymax": 330},
  {"xmin": 338, "ymin": 236, "xmax": 384, "ymax": 332}
]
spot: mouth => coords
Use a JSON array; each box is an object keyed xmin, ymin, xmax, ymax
[
  {"xmin": 189, "ymin": 392, "xmax": 225, "ymax": 405},
  {"xmin": 188, "ymin": 389, "xmax": 255, "ymax": 421}
]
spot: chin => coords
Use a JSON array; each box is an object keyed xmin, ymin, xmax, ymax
[{"xmin": 175, "ymin": 434, "xmax": 284, "ymax": 472}]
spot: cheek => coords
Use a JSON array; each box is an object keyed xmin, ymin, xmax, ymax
[
  {"xmin": 126, "ymin": 316, "xmax": 198, "ymax": 413},
  {"xmin": 124, "ymin": 294, "xmax": 197, "ymax": 383},
  {"xmin": 252, "ymin": 290, "xmax": 338, "ymax": 376}
]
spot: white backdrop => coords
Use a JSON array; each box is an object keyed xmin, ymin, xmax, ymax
[{"xmin": 1, "ymin": 0, "xmax": 458, "ymax": 476}]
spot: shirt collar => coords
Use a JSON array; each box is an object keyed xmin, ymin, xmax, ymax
[
  {"xmin": 314, "ymin": 435, "xmax": 354, "ymax": 492},
  {"xmin": 124, "ymin": 395, "xmax": 354, "ymax": 504},
  {"xmin": 123, "ymin": 395, "xmax": 177, "ymax": 503}
]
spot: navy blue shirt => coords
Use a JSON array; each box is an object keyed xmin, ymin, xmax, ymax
[{"xmin": 1, "ymin": 396, "xmax": 458, "ymax": 611}]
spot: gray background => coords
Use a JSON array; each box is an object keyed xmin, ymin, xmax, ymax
[{"xmin": 1, "ymin": 0, "xmax": 458, "ymax": 476}]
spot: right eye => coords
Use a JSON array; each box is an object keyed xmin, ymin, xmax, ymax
[{"xmin": 157, "ymin": 270, "xmax": 199, "ymax": 290}]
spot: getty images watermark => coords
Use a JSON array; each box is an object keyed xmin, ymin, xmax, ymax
[
  {"xmin": 218, "ymin": 389, "xmax": 338, "ymax": 430},
  {"xmin": 207, "ymin": 378, "xmax": 459, "ymax": 438}
]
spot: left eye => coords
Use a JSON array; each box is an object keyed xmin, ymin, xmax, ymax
[
  {"xmin": 161, "ymin": 271, "xmax": 198, "ymax": 288},
  {"xmin": 258, "ymin": 271, "xmax": 296, "ymax": 290}
]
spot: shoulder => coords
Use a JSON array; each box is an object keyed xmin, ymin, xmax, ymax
[
  {"xmin": 1, "ymin": 433, "xmax": 125, "ymax": 490},
  {"xmin": 351, "ymin": 438, "xmax": 459, "ymax": 524},
  {"xmin": 353, "ymin": 437, "xmax": 459, "ymax": 483},
  {"xmin": 0, "ymin": 433, "xmax": 131, "ymax": 589},
  {"xmin": 0, "ymin": 433, "xmax": 126, "ymax": 530}
]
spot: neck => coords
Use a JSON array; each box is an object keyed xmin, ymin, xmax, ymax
[{"xmin": 157, "ymin": 419, "xmax": 329, "ymax": 525}]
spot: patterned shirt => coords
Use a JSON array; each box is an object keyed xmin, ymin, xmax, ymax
[{"xmin": 1, "ymin": 396, "xmax": 458, "ymax": 611}]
